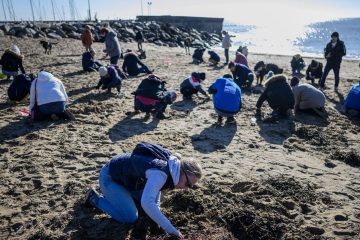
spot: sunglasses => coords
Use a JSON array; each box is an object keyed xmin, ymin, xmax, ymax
[{"xmin": 182, "ymin": 168, "xmax": 193, "ymax": 188}]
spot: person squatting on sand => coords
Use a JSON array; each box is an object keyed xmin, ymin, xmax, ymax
[
  {"xmin": 290, "ymin": 54, "xmax": 306, "ymax": 76},
  {"xmin": 234, "ymin": 50, "xmax": 249, "ymax": 67},
  {"xmin": 84, "ymin": 142, "xmax": 202, "ymax": 239},
  {"xmin": 319, "ymin": 31, "xmax": 346, "ymax": 92},
  {"xmin": 222, "ymin": 30, "xmax": 232, "ymax": 64},
  {"xmin": 0, "ymin": 45, "xmax": 26, "ymax": 80},
  {"xmin": 306, "ymin": 60, "xmax": 323, "ymax": 85},
  {"xmin": 192, "ymin": 48, "xmax": 205, "ymax": 64},
  {"xmin": 228, "ymin": 61, "xmax": 254, "ymax": 90},
  {"xmin": 82, "ymin": 50, "xmax": 102, "ymax": 72},
  {"xmin": 253, "ymin": 61, "xmax": 283, "ymax": 86},
  {"xmin": 100, "ymin": 28, "xmax": 122, "ymax": 65},
  {"xmin": 80, "ymin": 25, "xmax": 94, "ymax": 52},
  {"xmin": 208, "ymin": 50, "xmax": 220, "ymax": 66},
  {"xmin": 208, "ymin": 74, "xmax": 241, "ymax": 125},
  {"xmin": 8, "ymin": 74, "xmax": 35, "ymax": 102},
  {"xmin": 256, "ymin": 74, "xmax": 295, "ymax": 118},
  {"xmin": 133, "ymin": 74, "xmax": 177, "ymax": 120},
  {"xmin": 29, "ymin": 71, "xmax": 74, "ymax": 121},
  {"xmin": 180, "ymin": 72, "xmax": 210, "ymax": 100},
  {"xmin": 122, "ymin": 50, "xmax": 152, "ymax": 76},
  {"xmin": 290, "ymin": 77, "xmax": 327, "ymax": 117},
  {"xmin": 96, "ymin": 66, "xmax": 124, "ymax": 95}
]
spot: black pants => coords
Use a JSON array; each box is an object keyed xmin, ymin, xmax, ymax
[
  {"xmin": 320, "ymin": 63, "xmax": 340, "ymax": 88},
  {"xmin": 224, "ymin": 49, "xmax": 229, "ymax": 63},
  {"xmin": 135, "ymin": 99, "xmax": 167, "ymax": 113},
  {"xmin": 180, "ymin": 87, "xmax": 198, "ymax": 97}
]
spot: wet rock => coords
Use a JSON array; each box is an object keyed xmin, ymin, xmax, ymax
[
  {"xmin": 305, "ymin": 226, "xmax": 325, "ymax": 235},
  {"xmin": 334, "ymin": 214, "xmax": 348, "ymax": 221},
  {"xmin": 0, "ymin": 29, "xmax": 4, "ymax": 37},
  {"xmin": 47, "ymin": 32, "xmax": 62, "ymax": 40},
  {"xmin": 61, "ymin": 23, "xmax": 77, "ymax": 32}
]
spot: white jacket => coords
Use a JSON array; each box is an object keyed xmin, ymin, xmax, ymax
[{"xmin": 29, "ymin": 71, "xmax": 68, "ymax": 110}]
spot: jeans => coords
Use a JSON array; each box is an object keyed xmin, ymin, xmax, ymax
[
  {"xmin": 110, "ymin": 55, "xmax": 120, "ymax": 65},
  {"xmin": 224, "ymin": 49, "xmax": 229, "ymax": 63},
  {"xmin": 319, "ymin": 63, "xmax": 340, "ymax": 88},
  {"xmin": 39, "ymin": 101, "xmax": 66, "ymax": 114},
  {"xmin": 95, "ymin": 164, "xmax": 160, "ymax": 223}
]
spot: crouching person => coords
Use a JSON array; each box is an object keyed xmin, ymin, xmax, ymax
[
  {"xmin": 84, "ymin": 142, "xmax": 202, "ymax": 239},
  {"xmin": 256, "ymin": 74, "xmax": 294, "ymax": 118},
  {"xmin": 0, "ymin": 45, "xmax": 26, "ymax": 80},
  {"xmin": 8, "ymin": 74, "xmax": 35, "ymax": 102},
  {"xmin": 208, "ymin": 74, "xmax": 241, "ymax": 125},
  {"xmin": 82, "ymin": 50, "xmax": 102, "ymax": 72},
  {"xmin": 306, "ymin": 60, "xmax": 323, "ymax": 85},
  {"xmin": 97, "ymin": 66, "xmax": 124, "ymax": 95},
  {"xmin": 290, "ymin": 77, "xmax": 327, "ymax": 117},
  {"xmin": 180, "ymin": 72, "xmax": 209, "ymax": 100},
  {"xmin": 229, "ymin": 61, "xmax": 254, "ymax": 90},
  {"xmin": 134, "ymin": 74, "xmax": 176, "ymax": 119},
  {"xmin": 192, "ymin": 48, "xmax": 205, "ymax": 64},
  {"xmin": 208, "ymin": 50, "xmax": 220, "ymax": 66},
  {"xmin": 29, "ymin": 71, "xmax": 74, "ymax": 121}
]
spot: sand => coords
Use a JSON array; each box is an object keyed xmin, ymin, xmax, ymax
[{"xmin": 0, "ymin": 36, "xmax": 360, "ymax": 240}]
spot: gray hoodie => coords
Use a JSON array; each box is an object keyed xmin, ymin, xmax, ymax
[{"xmin": 105, "ymin": 31, "xmax": 121, "ymax": 57}]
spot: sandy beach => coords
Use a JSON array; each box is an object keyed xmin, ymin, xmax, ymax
[{"xmin": 0, "ymin": 36, "xmax": 360, "ymax": 239}]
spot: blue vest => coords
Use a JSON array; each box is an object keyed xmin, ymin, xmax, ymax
[
  {"xmin": 108, "ymin": 142, "xmax": 174, "ymax": 191},
  {"xmin": 344, "ymin": 83, "xmax": 360, "ymax": 110}
]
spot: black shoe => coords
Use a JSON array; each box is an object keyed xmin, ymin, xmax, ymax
[
  {"xmin": 216, "ymin": 116, "xmax": 223, "ymax": 126},
  {"xmin": 156, "ymin": 112, "xmax": 170, "ymax": 120},
  {"xmin": 64, "ymin": 109, "xmax": 76, "ymax": 121},
  {"xmin": 226, "ymin": 117, "xmax": 236, "ymax": 124},
  {"xmin": 84, "ymin": 188, "xmax": 99, "ymax": 208}
]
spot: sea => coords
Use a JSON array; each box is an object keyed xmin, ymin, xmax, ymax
[{"xmin": 222, "ymin": 18, "xmax": 360, "ymax": 59}]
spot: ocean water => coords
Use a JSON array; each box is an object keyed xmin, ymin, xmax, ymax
[{"xmin": 223, "ymin": 18, "xmax": 360, "ymax": 59}]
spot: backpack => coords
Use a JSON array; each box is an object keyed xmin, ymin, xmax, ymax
[
  {"xmin": 109, "ymin": 64, "xmax": 127, "ymax": 79},
  {"xmin": 8, "ymin": 74, "xmax": 33, "ymax": 101},
  {"xmin": 344, "ymin": 83, "xmax": 360, "ymax": 110}
]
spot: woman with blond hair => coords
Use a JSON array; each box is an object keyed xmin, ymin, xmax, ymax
[{"xmin": 84, "ymin": 142, "xmax": 202, "ymax": 239}]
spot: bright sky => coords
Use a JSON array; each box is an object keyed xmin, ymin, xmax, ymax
[{"xmin": 1, "ymin": 0, "xmax": 359, "ymax": 26}]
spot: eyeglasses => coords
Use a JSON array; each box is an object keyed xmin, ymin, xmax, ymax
[{"xmin": 182, "ymin": 167, "xmax": 193, "ymax": 188}]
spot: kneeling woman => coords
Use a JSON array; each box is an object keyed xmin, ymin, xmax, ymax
[
  {"xmin": 84, "ymin": 142, "xmax": 202, "ymax": 239},
  {"xmin": 29, "ymin": 71, "xmax": 74, "ymax": 121}
]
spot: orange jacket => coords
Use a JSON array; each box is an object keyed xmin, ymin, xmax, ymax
[{"xmin": 81, "ymin": 30, "xmax": 94, "ymax": 45}]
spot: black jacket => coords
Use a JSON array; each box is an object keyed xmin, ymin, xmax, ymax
[
  {"xmin": 306, "ymin": 60, "xmax": 323, "ymax": 79},
  {"xmin": 122, "ymin": 53, "xmax": 146, "ymax": 76},
  {"xmin": 8, "ymin": 74, "xmax": 33, "ymax": 101},
  {"xmin": 256, "ymin": 75, "xmax": 294, "ymax": 111},
  {"xmin": 134, "ymin": 77, "xmax": 166, "ymax": 100},
  {"xmin": 324, "ymin": 40, "xmax": 346, "ymax": 66},
  {"xmin": 0, "ymin": 50, "xmax": 25, "ymax": 74},
  {"xmin": 192, "ymin": 48, "xmax": 205, "ymax": 62}
]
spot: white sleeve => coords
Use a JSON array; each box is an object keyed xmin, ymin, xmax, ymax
[
  {"xmin": 29, "ymin": 81, "xmax": 35, "ymax": 111},
  {"xmin": 59, "ymin": 81, "xmax": 68, "ymax": 102},
  {"xmin": 141, "ymin": 169, "xmax": 178, "ymax": 235}
]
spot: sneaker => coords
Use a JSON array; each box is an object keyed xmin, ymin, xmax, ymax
[
  {"xmin": 64, "ymin": 109, "xmax": 76, "ymax": 121},
  {"xmin": 155, "ymin": 112, "xmax": 170, "ymax": 120},
  {"xmin": 84, "ymin": 188, "xmax": 99, "ymax": 208},
  {"xmin": 226, "ymin": 117, "xmax": 236, "ymax": 124},
  {"xmin": 144, "ymin": 112, "xmax": 151, "ymax": 119}
]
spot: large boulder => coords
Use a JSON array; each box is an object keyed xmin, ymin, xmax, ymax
[
  {"xmin": 124, "ymin": 28, "xmax": 136, "ymax": 38},
  {"xmin": 67, "ymin": 31, "xmax": 81, "ymax": 39},
  {"xmin": 0, "ymin": 24, "xmax": 11, "ymax": 33},
  {"xmin": 47, "ymin": 32, "xmax": 62, "ymax": 40},
  {"xmin": 55, "ymin": 29, "xmax": 67, "ymax": 38},
  {"xmin": 61, "ymin": 23, "xmax": 77, "ymax": 32},
  {"xmin": 0, "ymin": 29, "xmax": 4, "ymax": 37},
  {"xmin": 167, "ymin": 42, "xmax": 178, "ymax": 48},
  {"xmin": 25, "ymin": 27, "xmax": 37, "ymax": 36},
  {"xmin": 34, "ymin": 31, "xmax": 47, "ymax": 38}
]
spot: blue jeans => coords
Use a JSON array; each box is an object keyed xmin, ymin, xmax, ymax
[
  {"xmin": 39, "ymin": 101, "xmax": 66, "ymax": 114},
  {"xmin": 320, "ymin": 63, "xmax": 340, "ymax": 88},
  {"xmin": 95, "ymin": 164, "xmax": 160, "ymax": 223},
  {"xmin": 110, "ymin": 55, "xmax": 120, "ymax": 65}
]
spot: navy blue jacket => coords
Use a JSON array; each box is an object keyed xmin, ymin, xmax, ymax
[
  {"xmin": 8, "ymin": 74, "xmax": 33, "ymax": 101},
  {"xmin": 96, "ymin": 66, "xmax": 121, "ymax": 90},
  {"xmin": 109, "ymin": 142, "xmax": 174, "ymax": 191},
  {"xmin": 82, "ymin": 52, "xmax": 102, "ymax": 72},
  {"xmin": 232, "ymin": 64, "xmax": 252, "ymax": 87},
  {"xmin": 0, "ymin": 50, "xmax": 25, "ymax": 74},
  {"xmin": 208, "ymin": 51, "xmax": 220, "ymax": 62},
  {"xmin": 122, "ymin": 53, "xmax": 146, "ymax": 76}
]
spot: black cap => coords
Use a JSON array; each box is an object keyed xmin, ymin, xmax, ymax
[{"xmin": 331, "ymin": 32, "xmax": 339, "ymax": 38}]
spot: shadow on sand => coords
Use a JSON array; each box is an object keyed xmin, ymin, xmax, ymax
[
  {"xmin": 191, "ymin": 123, "xmax": 237, "ymax": 153},
  {"xmin": 109, "ymin": 115, "xmax": 160, "ymax": 142}
]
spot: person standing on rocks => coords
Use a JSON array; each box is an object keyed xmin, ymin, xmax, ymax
[
  {"xmin": 319, "ymin": 32, "xmax": 346, "ymax": 92},
  {"xmin": 222, "ymin": 31, "xmax": 233, "ymax": 64},
  {"xmin": 84, "ymin": 142, "xmax": 202, "ymax": 240},
  {"xmin": 0, "ymin": 45, "xmax": 25, "ymax": 80},
  {"xmin": 135, "ymin": 30, "xmax": 144, "ymax": 51},
  {"xmin": 100, "ymin": 28, "xmax": 122, "ymax": 65},
  {"xmin": 80, "ymin": 25, "xmax": 94, "ymax": 52}
]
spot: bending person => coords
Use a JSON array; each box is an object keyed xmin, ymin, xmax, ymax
[
  {"xmin": 122, "ymin": 50, "xmax": 152, "ymax": 76},
  {"xmin": 84, "ymin": 142, "xmax": 202, "ymax": 239},
  {"xmin": 180, "ymin": 72, "xmax": 209, "ymax": 100}
]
